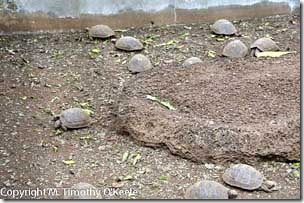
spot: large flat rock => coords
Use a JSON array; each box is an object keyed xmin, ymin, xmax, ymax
[{"xmin": 115, "ymin": 59, "xmax": 300, "ymax": 163}]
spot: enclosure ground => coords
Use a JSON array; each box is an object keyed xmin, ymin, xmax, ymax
[{"xmin": 0, "ymin": 12, "xmax": 300, "ymax": 199}]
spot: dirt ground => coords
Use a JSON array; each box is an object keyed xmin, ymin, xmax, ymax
[{"xmin": 0, "ymin": 12, "xmax": 300, "ymax": 199}]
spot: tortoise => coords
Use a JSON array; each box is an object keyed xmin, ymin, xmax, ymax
[
  {"xmin": 250, "ymin": 37, "xmax": 280, "ymax": 56},
  {"xmin": 182, "ymin": 57, "xmax": 203, "ymax": 67},
  {"xmin": 54, "ymin": 108, "xmax": 90, "ymax": 131},
  {"xmin": 222, "ymin": 164, "xmax": 279, "ymax": 192},
  {"xmin": 210, "ymin": 19, "xmax": 237, "ymax": 35},
  {"xmin": 128, "ymin": 54, "xmax": 152, "ymax": 73},
  {"xmin": 222, "ymin": 40, "xmax": 248, "ymax": 58},
  {"xmin": 185, "ymin": 180, "xmax": 238, "ymax": 199},
  {"xmin": 115, "ymin": 36, "xmax": 144, "ymax": 51},
  {"xmin": 88, "ymin": 24, "xmax": 115, "ymax": 39}
]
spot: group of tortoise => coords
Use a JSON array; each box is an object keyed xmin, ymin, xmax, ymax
[
  {"xmin": 53, "ymin": 20, "xmax": 281, "ymax": 199},
  {"xmin": 185, "ymin": 164, "xmax": 278, "ymax": 199}
]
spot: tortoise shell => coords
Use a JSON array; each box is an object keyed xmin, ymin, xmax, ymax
[
  {"xmin": 182, "ymin": 57, "xmax": 203, "ymax": 67},
  {"xmin": 185, "ymin": 180, "xmax": 230, "ymax": 199},
  {"xmin": 222, "ymin": 164, "xmax": 263, "ymax": 190},
  {"xmin": 89, "ymin": 24, "xmax": 115, "ymax": 39},
  {"xmin": 250, "ymin": 37, "xmax": 280, "ymax": 52},
  {"xmin": 60, "ymin": 108, "xmax": 90, "ymax": 129},
  {"xmin": 210, "ymin": 19, "xmax": 237, "ymax": 35},
  {"xmin": 115, "ymin": 36, "xmax": 144, "ymax": 51},
  {"xmin": 222, "ymin": 40, "xmax": 248, "ymax": 58}
]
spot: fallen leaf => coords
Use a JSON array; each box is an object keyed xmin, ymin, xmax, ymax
[
  {"xmin": 91, "ymin": 48, "xmax": 101, "ymax": 54},
  {"xmin": 216, "ymin": 38, "xmax": 225, "ymax": 42},
  {"xmin": 79, "ymin": 102, "xmax": 89, "ymax": 108},
  {"xmin": 256, "ymin": 51, "xmax": 296, "ymax": 58},
  {"xmin": 122, "ymin": 151, "xmax": 129, "ymax": 162},
  {"xmin": 82, "ymin": 109, "xmax": 94, "ymax": 116},
  {"xmin": 146, "ymin": 95, "xmax": 176, "ymax": 110},
  {"xmin": 123, "ymin": 175, "xmax": 134, "ymax": 180},
  {"xmin": 63, "ymin": 160, "xmax": 76, "ymax": 166},
  {"xmin": 114, "ymin": 29, "xmax": 128, "ymax": 33},
  {"xmin": 207, "ymin": 50, "xmax": 217, "ymax": 58},
  {"xmin": 159, "ymin": 175, "xmax": 169, "ymax": 181},
  {"xmin": 292, "ymin": 162, "xmax": 300, "ymax": 168},
  {"xmin": 133, "ymin": 153, "xmax": 141, "ymax": 165}
]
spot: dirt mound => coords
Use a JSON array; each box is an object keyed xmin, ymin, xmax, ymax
[{"xmin": 115, "ymin": 59, "xmax": 300, "ymax": 163}]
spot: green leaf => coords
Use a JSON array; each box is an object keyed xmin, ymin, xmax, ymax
[
  {"xmin": 256, "ymin": 51, "xmax": 296, "ymax": 58},
  {"xmin": 79, "ymin": 102, "xmax": 89, "ymax": 108},
  {"xmin": 159, "ymin": 175, "xmax": 169, "ymax": 181},
  {"xmin": 292, "ymin": 162, "xmax": 300, "ymax": 168},
  {"xmin": 122, "ymin": 151, "xmax": 129, "ymax": 162},
  {"xmin": 146, "ymin": 95, "xmax": 176, "ymax": 110},
  {"xmin": 63, "ymin": 160, "xmax": 76, "ymax": 165},
  {"xmin": 91, "ymin": 48, "xmax": 101, "ymax": 54},
  {"xmin": 82, "ymin": 109, "xmax": 94, "ymax": 116},
  {"xmin": 123, "ymin": 175, "xmax": 133, "ymax": 180},
  {"xmin": 132, "ymin": 153, "xmax": 141, "ymax": 165},
  {"xmin": 207, "ymin": 50, "xmax": 216, "ymax": 58},
  {"xmin": 114, "ymin": 29, "xmax": 128, "ymax": 33},
  {"xmin": 216, "ymin": 38, "xmax": 225, "ymax": 42}
]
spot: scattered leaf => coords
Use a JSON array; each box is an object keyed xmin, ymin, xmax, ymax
[
  {"xmin": 293, "ymin": 170, "xmax": 300, "ymax": 178},
  {"xmin": 114, "ymin": 29, "xmax": 128, "ymax": 33},
  {"xmin": 53, "ymin": 129, "xmax": 63, "ymax": 136},
  {"xmin": 91, "ymin": 48, "xmax": 101, "ymax": 54},
  {"xmin": 146, "ymin": 95, "xmax": 176, "ymax": 110},
  {"xmin": 79, "ymin": 102, "xmax": 89, "ymax": 108},
  {"xmin": 159, "ymin": 175, "xmax": 169, "ymax": 181},
  {"xmin": 256, "ymin": 51, "xmax": 296, "ymax": 58},
  {"xmin": 216, "ymin": 38, "xmax": 225, "ymax": 42},
  {"xmin": 292, "ymin": 162, "xmax": 300, "ymax": 168},
  {"xmin": 133, "ymin": 153, "xmax": 141, "ymax": 166},
  {"xmin": 122, "ymin": 151, "xmax": 129, "ymax": 162},
  {"xmin": 52, "ymin": 146, "xmax": 58, "ymax": 152},
  {"xmin": 207, "ymin": 50, "xmax": 217, "ymax": 58},
  {"xmin": 265, "ymin": 22, "xmax": 270, "ymax": 26},
  {"xmin": 82, "ymin": 109, "xmax": 94, "ymax": 116},
  {"xmin": 123, "ymin": 175, "xmax": 134, "ymax": 180},
  {"xmin": 63, "ymin": 160, "xmax": 76, "ymax": 166}
]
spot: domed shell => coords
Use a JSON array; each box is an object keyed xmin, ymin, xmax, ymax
[
  {"xmin": 128, "ymin": 54, "xmax": 152, "ymax": 73},
  {"xmin": 222, "ymin": 40, "xmax": 248, "ymax": 58},
  {"xmin": 89, "ymin": 25, "xmax": 115, "ymax": 39},
  {"xmin": 185, "ymin": 180, "xmax": 229, "ymax": 199},
  {"xmin": 182, "ymin": 57, "xmax": 203, "ymax": 67},
  {"xmin": 60, "ymin": 108, "xmax": 90, "ymax": 129},
  {"xmin": 222, "ymin": 164, "xmax": 263, "ymax": 190},
  {"xmin": 115, "ymin": 36, "xmax": 144, "ymax": 51},
  {"xmin": 250, "ymin": 37, "xmax": 279, "ymax": 52},
  {"xmin": 211, "ymin": 19, "xmax": 237, "ymax": 35}
]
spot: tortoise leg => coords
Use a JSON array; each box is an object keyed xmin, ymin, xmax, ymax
[
  {"xmin": 54, "ymin": 120, "xmax": 61, "ymax": 129},
  {"xmin": 61, "ymin": 125, "xmax": 68, "ymax": 131}
]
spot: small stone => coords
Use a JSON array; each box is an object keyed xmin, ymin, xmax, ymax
[
  {"xmin": 128, "ymin": 54, "xmax": 152, "ymax": 73},
  {"xmin": 182, "ymin": 57, "xmax": 203, "ymax": 67}
]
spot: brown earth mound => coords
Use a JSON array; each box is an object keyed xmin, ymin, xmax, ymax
[{"xmin": 115, "ymin": 58, "xmax": 300, "ymax": 163}]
